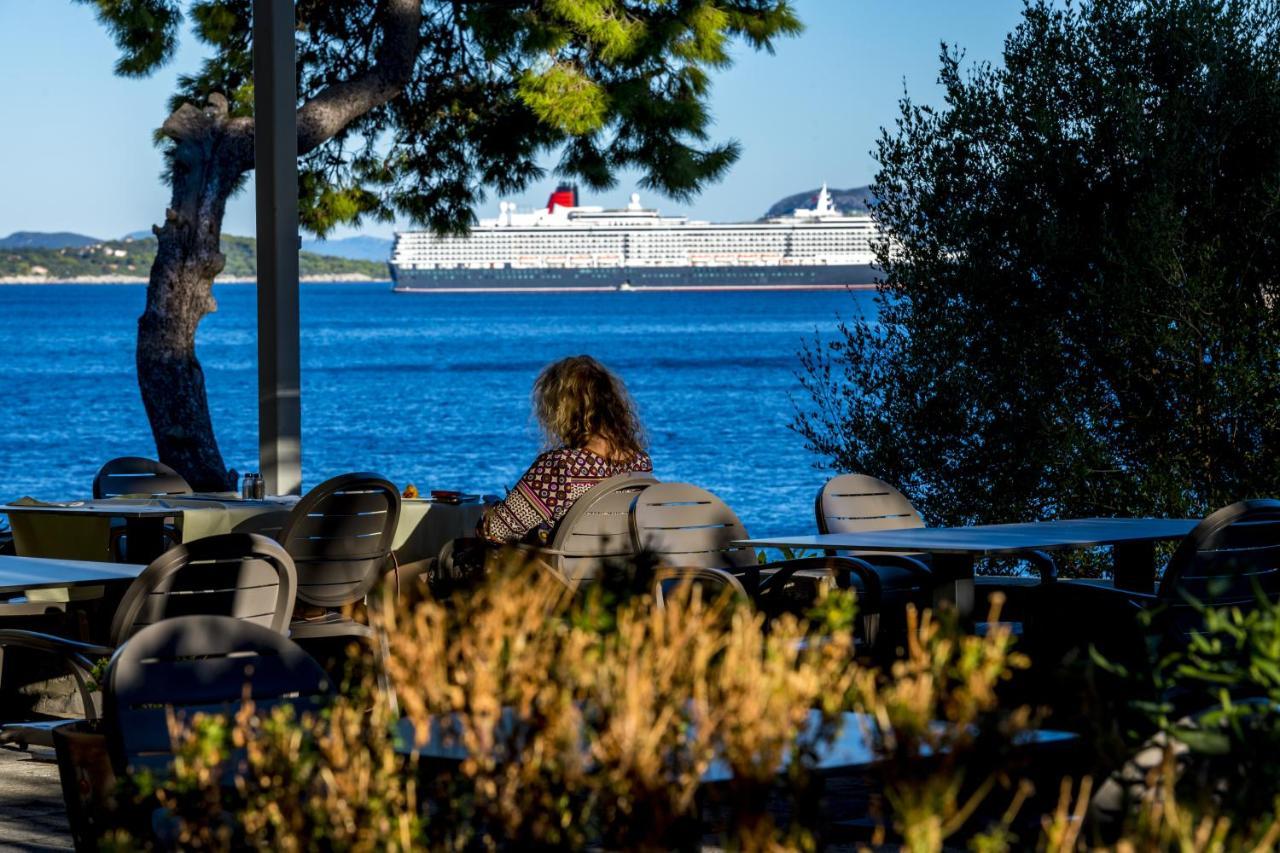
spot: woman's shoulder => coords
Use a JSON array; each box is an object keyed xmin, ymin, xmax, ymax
[
  {"xmin": 629, "ymin": 451, "xmax": 654, "ymax": 472},
  {"xmin": 531, "ymin": 446, "xmax": 652, "ymax": 476},
  {"xmin": 527, "ymin": 447, "xmax": 579, "ymax": 472}
]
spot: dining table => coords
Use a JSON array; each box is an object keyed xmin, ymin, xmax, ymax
[
  {"xmin": 738, "ymin": 517, "xmax": 1200, "ymax": 617},
  {"xmin": 0, "ymin": 554, "xmax": 145, "ymax": 597},
  {"xmin": 0, "ymin": 493, "xmax": 487, "ymax": 601}
]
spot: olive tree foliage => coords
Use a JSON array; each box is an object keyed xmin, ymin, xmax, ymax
[
  {"xmin": 82, "ymin": 0, "xmax": 801, "ymax": 489},
  {"xmin": 795, "ymin": 0, "xmax": 1280, "ymax": 526}
]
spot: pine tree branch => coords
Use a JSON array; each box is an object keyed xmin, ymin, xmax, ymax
[{"xmin": 295, "ymin": 0, "xmax": 423, "ymax": 156}]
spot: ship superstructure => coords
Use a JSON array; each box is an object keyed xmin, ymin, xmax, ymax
[{"xmin": 389, "ymin": 184, "xmax": 881, "ymax": 292}]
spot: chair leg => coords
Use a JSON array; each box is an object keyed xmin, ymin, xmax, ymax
[{"xmin": 367, "ymin": 598, "xmax": 399, "ymax": 718}]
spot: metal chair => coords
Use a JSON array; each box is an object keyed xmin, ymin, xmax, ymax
[
  {"xmin": 52, "ymin": 615, "xmax": 332, "ymax": 849},
  {"xmin": 276, "ymin": 473, "xmax": 401, "ymax": 708},
  {"xmin": 104, "ymin": 614, "xmax": 332, "ymax": 777},
  {"xmin": 815, "ymin": 474, "xmax": 924, "ymax": 535},
  {"xmin": 629, "ymin": 482, "xmax": 885, "ymax": 646},
  {"xmin": 93, "ymin": 456, "xmax": 193, "ymax": 562},
  {"xmin": 92, "ymin": 457, "xmax": 192, "ymax": 499},
  {"xmin": 1058, "ymin": 499, "xmax": 1280, "ymax": 649},
  {"xmin": 0, "ymin": 533, "xmax": 297, "ymax": 747},
  {"xmin": 276, "ymin": 472, "xmax": 401, "ymax": 636}
]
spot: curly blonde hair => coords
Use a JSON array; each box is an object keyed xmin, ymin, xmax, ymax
[{"xmin": 533, "ymin": 356, "xmax": 645, "ymax": 459}]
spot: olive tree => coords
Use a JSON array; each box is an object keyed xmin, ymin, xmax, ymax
[
  {"xmin": 795, "ymin": 0, "xmax": 1280, "ymax": 525},
  {"xmin": 82, "ymin": 0, "xmax": 801, "ymax": 489}
]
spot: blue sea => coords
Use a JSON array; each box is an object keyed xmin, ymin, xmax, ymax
[{"xmin": 0, "ymin": 284, "xmax": 873, "ymax": 536}]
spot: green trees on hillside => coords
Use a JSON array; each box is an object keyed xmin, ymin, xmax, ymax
[
  {"xmin": 0, "ymin": 236, "xmax": 385, "ymax": 280},
  {"xmin": 83, "ymin": 0, "xmax": 801, "ymax": 489},
  {"xmin": 795, "ymin": 0, "xmax": 1280, "ymax": 525}
]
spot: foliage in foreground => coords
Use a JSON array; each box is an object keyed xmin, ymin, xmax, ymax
[
  {"xmin": 795, "ymin": 0, "xmax": 1280, "ymax": 526},
  {"xmin": 112, "ymin": 561, "xmax": 1034, "ymax": 850},
  {"xmin": 104, "ymin": 561, "xmax": 1280, "ymax": 850}
]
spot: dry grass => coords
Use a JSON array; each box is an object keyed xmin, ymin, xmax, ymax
[{"xmin": 105, "ymin": 552, "xmax": 1276, "ymax": 850}]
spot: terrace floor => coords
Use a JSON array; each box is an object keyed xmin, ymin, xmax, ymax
[{"xmin": 0, "ymin": 747, "xmax": 70, "ymax": 850}]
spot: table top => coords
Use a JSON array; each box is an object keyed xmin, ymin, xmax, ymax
[
  {"xmin": 0, "ymin": 494, "xmax": 297, "ymax": 518},
  {"xmin": 393, "ymin": 709, "xmax": 1075, "ymax": 777},
  {"xmin": 0, "ymin": 554, "xmax": 144, "ymax": 593},
  {"xmin": 739, "ymin": 517, "xmax": 1200, "ymax": 555}
]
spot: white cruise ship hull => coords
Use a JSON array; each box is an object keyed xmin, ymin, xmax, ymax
[{"xmin": 389, "ymin": 263, "xmax": 879, "ymax": 293}]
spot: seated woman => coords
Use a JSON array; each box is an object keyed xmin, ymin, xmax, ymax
[{"xmin": 479, "ymin": 355, "xmax": 652, "ymax": 547}]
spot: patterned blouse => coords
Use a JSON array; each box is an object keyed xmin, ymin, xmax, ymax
[{"xmin": 479, "ymin": 447, "xmax": 654, "ymax": 545}]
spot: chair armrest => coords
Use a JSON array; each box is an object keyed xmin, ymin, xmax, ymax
[
  {"xmin": 0, "ymin": 629, "xmax": 114, "ymax": 661},
  {"xmin": 0, "ymin": 630, "xmax": 112, "ymax": 721},
  {"xmin": 652, "ymin": 566, "xmax": 750, "ymax": 605},
  {"xmin": 1024, "ymin": 550, "xmax": 1058, "ymax": 583},
  {"xmin": 758, "ymin": 555, "xmax": 884, "ymax": 614}
]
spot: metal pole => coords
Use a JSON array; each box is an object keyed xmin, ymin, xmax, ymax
[{"xmin": 253, "ymin": 0, "xmax": 302, "ymax": 495}]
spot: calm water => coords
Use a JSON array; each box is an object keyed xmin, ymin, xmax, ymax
[{"xmin": 0, "ymin": 284, "xmax": 872, "ymax": 536}]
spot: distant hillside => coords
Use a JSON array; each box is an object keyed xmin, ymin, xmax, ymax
[
  {"xmin": 0, "ymin": 234, "xmax": 388, "ymax": 281},
  {"xmin": 762, "ymin": 186, "xmax": 875, "ymax": 219},
  {"xmin": 0, "ymin": 231, "xmax": 101, "ymax": 250},
  {"xmin": 301, "ymin": 235, "xmax": 393, "ymax": 262}
]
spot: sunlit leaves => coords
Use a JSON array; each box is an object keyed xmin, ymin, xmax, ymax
[
  {"xmin": 86, "ymin": 0, "xmax": 802, "ymax": 235},
  {"xmin": 518, "ymin": 64, "xmax": 611, "ymax": 135}
]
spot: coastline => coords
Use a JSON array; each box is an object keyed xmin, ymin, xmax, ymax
[{"xmin": 0, "ymin": 273, "xmax": 389, "ymax": 285}]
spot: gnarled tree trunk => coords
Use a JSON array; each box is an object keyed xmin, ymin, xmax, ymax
[
  {"xmin": 135, "ymin": 0, "xmax": 421, "ymax": 490},
  {"xmin": 137, "ymin": 95, "xmax": 252, "ymax": 491}
]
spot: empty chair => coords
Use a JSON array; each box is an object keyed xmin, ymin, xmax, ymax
[
  {"xmin": 815, "ymin": 474, "xmax": 924, "ymax": 535},
  {"xmin": 629, "ymin": 482, "xmax": 885, "ymax": 645},
  {"xmin": 1057, "ymin": 500, "xmax": 1280, "ymax": 648},
  {"xmin": 54, "ymin": 615, "xmax": 332, "ymax": 847},
  {"xmin": 104, "ymin": 615, "xmax": 332, "ymax": 777},
  {"xmin": 1028, "ymin": 500, "xmax": 1280, "ymax": 721},
  {"xmin": 92, "ymin": 457, "xmax": 192, "ymax": 500},
  {"xmin": 524, "ymin": 473, "xmax": 658, "ymax": 589},
  {"xmin": 276, "ymin": 472, "xmax": 401, "ymax": 636},
  {"xmin": 93, "ymin": 457, "xmax": 192, "ymax": 562},
  {"xmin": 814, "ymin": 473, "xmax": 934, "ymax": 594},
  {"xmin": 0, "ymin": 533, "xmax": 296, "ymax": 746},
  {"xmin": 276, "ymin": 473, "xmax": 400, "ymax": 708}
]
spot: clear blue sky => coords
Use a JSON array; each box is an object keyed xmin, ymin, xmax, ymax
[{"xmin": 0, "ymin": 1, "xmax": 1024, "ymax": 240}]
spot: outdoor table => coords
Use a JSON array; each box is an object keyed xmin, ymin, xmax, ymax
[
  {"xmin": 392, "ymin": 709, "xmax": 1077, "ymax": 779},
  {"xmin": 738, "ymin": 518, "xmax": 1199, "ymax": 616},
  {"xmin": 0, "ymin": 554, "xmax": 144, "ymax": 597},
  {"xmin": 0, "ymin": 496, "xmax": 298, "ymax": 566},
  {"xmin": 0, "ymin": 494, "xmax": 486, "ymax": 567}
]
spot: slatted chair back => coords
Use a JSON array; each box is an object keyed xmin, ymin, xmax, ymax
[
  {"xmin": 277, "ymin": 473, "xmax": 401, "ymax": 609},
  {"xmin": 544, "ymin": 473, "xmax": 658, "ymax": 585},
  {"xmin": 815, "ymin": 474, "xmax": 923, "ymax": 534},
  {"xmin": 108, "ymin": 533, "xmax": 297, "ymax": 643},
  {"xmin": 93, "ymin": 457, "xmax": 192, "ymax": 500},
  {"xmin": 103, "ymin": 615, "xmax": 332, "ymax": 779},
  {"xmin": 629, "ymin": 482, "xmax": 757, "ymax": 574},
  {"xmin": 1158, "ymin": 499, "xmax": 1280, "ymax": 643}
]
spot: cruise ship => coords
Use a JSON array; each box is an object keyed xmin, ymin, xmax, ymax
[{"xmin": 389, "ymin": 184, "xmax": 881, "ymax": 293}]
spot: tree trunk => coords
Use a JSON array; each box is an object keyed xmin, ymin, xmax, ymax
[{"xmin": 137, "ymin": 95, "xmax": 253, "ymax": 491}]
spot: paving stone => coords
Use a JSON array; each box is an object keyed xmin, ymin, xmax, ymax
[{"xmin": 0, "ymin": 746, "xmax": 71, "ymax": 851}]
